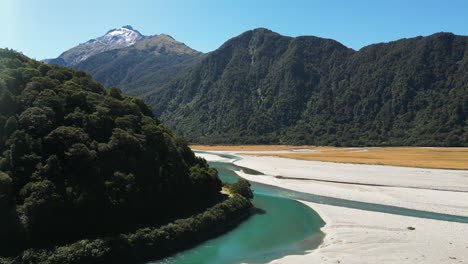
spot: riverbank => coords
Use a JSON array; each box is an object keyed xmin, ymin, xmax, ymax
[
  {"xmin": 0, "ymin": 192, "xmax": 253, "ymax": 264},
  {"xmin": 233, "ymin": 156, "xmax": 468, "ymax": 216},
  {"xmin": 192, "ymin": 146, "xmax": 468, "ymax": 169},
  {"xmin": 271, "ymin": 201, "xmax": 468, "ymax": 264},
  {"xmin": 195, "ymin": 150, "xmax": 468, "ymax": 264}
]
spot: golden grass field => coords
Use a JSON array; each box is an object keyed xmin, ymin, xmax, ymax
[{"xmin": 191, "ymin": 145, "xmax": 468, "ymax": 170}]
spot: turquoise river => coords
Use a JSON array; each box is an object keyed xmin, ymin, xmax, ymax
[{"xmin": 151, "ymin": 152, "xmax": 468, "ymax": 264}]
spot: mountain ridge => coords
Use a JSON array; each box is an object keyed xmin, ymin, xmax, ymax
[
  {"xmin": 45, "ymin": 27, "xmax": 467, "ymax": 146},
  {"xmin": 45, "ymin": 26, "xmax": 203, "ymax": 97},
  {"xmin": 144, "ymin": 29, "xmax": 467, "ymax": 146},
  {"xmin": 44, "ymin": 26, "xmax": 147, "ymax": 66},
  {"xmin": 73, "ymin": 33, "xmax": 203, "ymax": 96}
]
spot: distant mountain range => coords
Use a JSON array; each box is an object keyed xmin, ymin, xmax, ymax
[
  {"xmin": 44, "ymin": 26, "xmax": 202, "ymax": 96},
  {"xmin": 45, "ymin": 27, "xmax": 468, "ymax": 146},
  {"xmin": 44, "ymin": 26, "xmax": 146, "ymax": 66}
]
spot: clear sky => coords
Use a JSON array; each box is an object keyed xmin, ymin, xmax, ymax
[{"xmin": 1, "ymin": 0, "xmax": 467, "ymax": 60}]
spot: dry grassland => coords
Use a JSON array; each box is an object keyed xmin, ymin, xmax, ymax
[{"xmin": 191, "ymin": 145, "xmax": 468, "ymax": 170}]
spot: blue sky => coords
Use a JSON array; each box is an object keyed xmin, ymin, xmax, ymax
[{"xmin": 1, "ymin": 0, "xmax": 467, "ymax": 60}]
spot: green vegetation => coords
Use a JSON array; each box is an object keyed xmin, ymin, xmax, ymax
[
  {"xmin": 226, "ymin": 179, "xmax": 253, "ymax": 200},
  {"xmin": 0, "ymin": 194, "xmax": 252, "ymax": 264},
  {"xmin": 0, "ymin": 48, "xmax": 252, "ymax": 261},
  {"xmin": 50, "ymin": 28, "xmax": 466, "ymax": 146},
  {"xmin": 143, "ymin": 29, "xmax": 467, "ymax": 146}
]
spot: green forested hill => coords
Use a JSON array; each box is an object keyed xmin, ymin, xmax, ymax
[
  {"xmin": 0, "ymin": 49, "xmax": 224, "ymax": 256},
  {"xmin": 145, "ymin": 29, "xmax": 467, "ymax": 146},
  {"xmin": 74, "ymin": 34, "xmax": 203, "ymax": 97}
]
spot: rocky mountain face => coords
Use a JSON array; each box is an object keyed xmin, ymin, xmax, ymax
[
  {"xmin": 44, "ymin": 26, "xmax": 146, "ymax": 66},
  {"xmin": 74, "ymin": 33, "xmax": 202, "ymax": 96},
  {"xmin": 45, "ymin": 26, "xmax": 202, "ymax": 97}
]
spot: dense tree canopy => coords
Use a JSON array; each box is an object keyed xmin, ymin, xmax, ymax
[
  {"xmin": 0, "ymin": 48, "xmax": 223, "ymax": 255},
  {"xmin": 143, "ymin": 29, "xmax": 467, "ymax": 146}
]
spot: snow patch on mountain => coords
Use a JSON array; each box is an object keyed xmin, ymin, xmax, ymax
[{"xmin": 54, "ymin": 26, "xmax": 146, "ymax": 66}]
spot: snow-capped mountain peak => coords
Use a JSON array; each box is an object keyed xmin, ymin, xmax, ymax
[
  {"xmin": 52, "ymin": 26, "xmax": 146, "ymax": 66},
  {"xmin": 103, "ymin": 26, "xmax": 144, "ymax": 45}
]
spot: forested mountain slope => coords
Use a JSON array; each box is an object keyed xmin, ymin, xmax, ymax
[
  {"xmin": 0, "ymin": 49, "xmax": 223, "ymax": 255},
  {"xmin": 145, "ymin": 29, "xmax": 467, "ymax": 146}
]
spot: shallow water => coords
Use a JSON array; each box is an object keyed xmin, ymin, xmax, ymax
[
  {"xmin": 152, "ymin": 151, "xmax": 468, "ymax": 264},
  {"xmin": 151, "ymin": 158, "xmax": 325, "ymax": 264}
]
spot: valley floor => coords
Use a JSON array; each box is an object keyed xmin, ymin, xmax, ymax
[
  {"xmin": 192, "ymin": 145, "xmax": 468, "ymax": 169},
  {"xmin": 194, "ymin": 148, "xmax": 468, "ymax": 264}
]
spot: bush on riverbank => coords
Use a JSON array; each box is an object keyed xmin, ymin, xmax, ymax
[{"xmin": 226, "ymin": 178, "xmax": 253, "ymax": 199}]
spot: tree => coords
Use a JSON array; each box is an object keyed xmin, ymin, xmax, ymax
[
  {"xmin": 0, "ymin": 172, "xmax": 12, "ymax": 208},
  {"xmin": 44, "ymin": 126, "xmax": 90, "ymax": 157},
  {"xmin": 19, "ymin": 107, "xmax": 56, "ymax": 137},
  {"xmin": 0, "ymin": 90, "xmax": 17, "ymax": 114},
  {"xmin": 104, "ymin": 171, "xmax": 138, "ymax": 208},
  {"xmin": 109, "ymin": 86, "xmax": 123, "ymax": 100},
  {"xmin": 228, "ymin": 179, "xmax": 253, "ymax": 200},
  {"xmin": 18, "ymin": 180, "xmax": 63, "ymax": 240}
]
